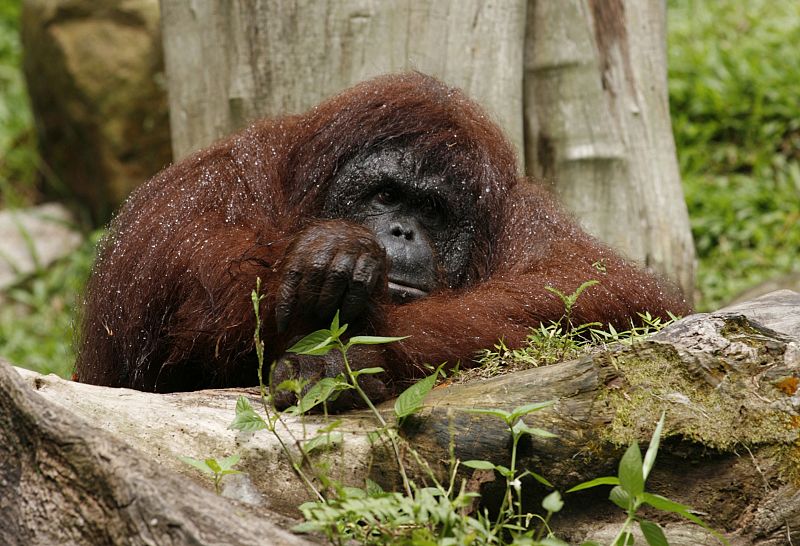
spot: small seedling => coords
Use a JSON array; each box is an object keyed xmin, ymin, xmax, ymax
[{"xmin": 179, "ymin": 453, "xmax": 242, "ymax": 495}]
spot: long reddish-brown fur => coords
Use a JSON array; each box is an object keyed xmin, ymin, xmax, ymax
[{"xmin": 75, "ymin": 72, "xmax": 689, "ymax": 393}]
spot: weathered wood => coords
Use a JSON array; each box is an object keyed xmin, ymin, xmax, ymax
[
  {"xmin": 160, "ymin": 0, "xmax": 526, "ymax": 163},
  {"xmin": 3, "ymin": 291, "xmax": 799, "ymax": 544},
  {"xmin": 523, "ymin": 0, "xmax": 695, "ymax": 298},
  {"xmin": 0, "ymin": 357, "xmax": 313, "ymax": 546}
]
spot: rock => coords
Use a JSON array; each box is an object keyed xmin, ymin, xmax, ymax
[
  {"xmin": 728, "ymin": 273, "xmax": 800, "ymax": 306},
  {"xmin": 0, "ymin": 203, "xmax": 82, "ymax": 290},
  {"xmin": 21, "ymin": 0, "xmax": 172, "ymax": 222}
]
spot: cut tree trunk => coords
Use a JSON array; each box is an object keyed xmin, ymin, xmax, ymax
[
  {"xmin": 160, "ymin": 0, "xmax": 526, "ymax": 163},
  {"xmin": 523, "ymin": 0, "xmax": 695, "ymax": 298},
  {"xmin": 2, "ymin": 291, "xmax": 798, "ymax": 544}
]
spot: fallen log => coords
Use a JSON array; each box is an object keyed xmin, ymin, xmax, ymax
[
  {"xmin": 1, "ymin": 290, "xmax": 798, "ymax": 545},
  {"xmin": 0, "ymin": 353, "xmax": 314, "ymax": 546}
]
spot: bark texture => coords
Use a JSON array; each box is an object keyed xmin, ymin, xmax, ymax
[
  {"xmin": 2, "ymin": 291, "xmax": 799, "ymax": 544},
  {"xmin": 523, "ymin": 0, "xmax": 695, "ymax": 298},
  {"xmin": 0, "ymin": 356, "xmax": 313, "ymax": 546},
  {"xmin": 160, "ymin": 0, "xmax": 526, "ymax": 163}
]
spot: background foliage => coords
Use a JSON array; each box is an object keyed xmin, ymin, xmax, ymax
[
  {"xmin": 0, "ymin": 0, "xmax": 797, "ymax": 376},
  {"xmin": 0, "ymin": 0, "xmax": 37, "ymax": 207},
  {"xmin": 668, "ymin": 0, "xmax": 800, "ymax": 309}
]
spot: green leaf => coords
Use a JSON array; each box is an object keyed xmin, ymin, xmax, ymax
[
  {"xmin": 179, "ymin": 456, "xmax": 214, "ymax": 475},
  {"xmin": 297, "ymin": 377, "xmax": 347, "ymax": 413},
  {"xmin": 542, "ymin": 490, "xmax": 564, "ymax": 513},
  {"xmin": 464, "ymin": 407, "xmax": 512, "ymax": 422},
  {"xmin": 228, "ymin": 409, "xmax": 268, "ymax": 432},
  {"xmin": 204, "ymin": 458, "xmax": 222, "ymax": 473},
  {"xmin": 641, "ymin": 492, "xmax": 729, "ymax": 545},
  {"xmin": 609, "ymin": 485, "xmax": 632, "ymax": 510},
  {"xmin": 346, "ymin": 335, "xmax": 409, "ymax": 346},
  {"xmin": 511, "ymin": 419, "xmax": 557, "ymax": 439},
  {"xmin": 619, "ymin": 442, "xmax": 645, "ymax": 497},
  {"xmin": 250, "ymin": 288, "xmax": 261, "ymax": 316},
  {"xmin": 509, "ymin": 400, "xmax": 555, "ymax": 421},
  {"xmin": 640, "ymin": 492, "xmax": 691, "ymax": 514},
  {"xmin": 275, "ymin": 378, "xmax": 303, "ymax": 394},
  {"xmin": 219, "ymin": 453, "xmax": 241, "ymax": 471},
  {"xmin": 318, "ymin": 419, "xmax": 343, "ymax": 434},
  {"xmin": 287, "ymin": 329, "xmax": 335, "ymax": 355},
  {"xmin": 539, "ymin": 538, "xmax": 569, "ymax": 546},
  {"xmin": 643, "ymin": 412, "xmax": 666, "ymax": 481},
  {"xmin": 330, "ymin": 310, "xmax": 340, "ymax": 333},
  {"xmin": 462, "ymin": 460, "xmax": 496, "ymax": 470},
  {"xmin": 394, "ymin": 372, "xmax": 438, "ymax": 418},
  {"xmin": 365, "ymin": 478, "xmax": 384, "ymax": 496},
  {"xmin": 292, "ymin": 521, "xmax": 321, "ymax": 533},
  {"xmin": 340, "ymin": 486, "xmax": 367, "ymax": 499},
  {"xmin": 235, "ymin": 395, "xmax": 254, "ymax": 415},
  {"xmin": 566, "ymin": 476, "xmax": 620, "ymax": 493},
  {"xmin": 351, "ymin": 366, "xmax": 385, "ymax": 377},
  {"xmin": 639, "ymin": 519, "xmax": 669, "ymax": 546},
  {"xmin": 526, "ymin": 470, "xmax": 554, "ymax": 488},
  {"xmin": 303, "ymin": 432, "xmax": 344, "ymax": 453},
  {"xmin": 538, "ymin": 539, "xmax": 569, "ymax": 546}
]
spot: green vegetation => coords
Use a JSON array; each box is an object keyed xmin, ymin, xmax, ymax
[
  {"xmin": 220, "ymin": 303, "xmax": 723, "ymax": 545},
  {"xmin": 668, "ymin": 0, "xmax": 800, "ymax": 309},
  {"xmin": 0, "ymin": 232, "xmax": 99, "ymax": 377},
  {"xmin": 567, "ymin": 413, "xmax": 727, "ymax": 546},
  {"xmin": 0, "ymin": 0, "xmax": 38, "ymax": 207},
  {"xmin": 0, "ymin": 1, "xmax": 95, "ymax": 378},
  {"xmin": 179, "ymin": 453, "xmax": 243, "ymax": 495}
]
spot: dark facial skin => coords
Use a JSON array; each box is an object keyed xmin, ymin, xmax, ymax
[
  {"xmin": 276, "ymin": 147, "xmax": 470, "ymax": 332},
  {"xmin": 324, "ymin": 146, "xmax": 476, "ymax": 288},
  {"xmin": 273, "ymin": 147, "xmax": 473, "ymax": 408}
]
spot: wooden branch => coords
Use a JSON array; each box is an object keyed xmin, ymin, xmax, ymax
[{"xmin": 2, "ymin": 290, "xmax": 798, "ymax": 544}]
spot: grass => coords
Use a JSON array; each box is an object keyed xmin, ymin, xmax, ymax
[
  {"xmin": 0, "ymin": 0, "xmax": 798, "ymax": 374},
  {"xmin": 0, "ymin": 0, "xmax": 38, "ymax": 207},
  {"xmin": 668, "ymin": 0, "xmax": 800, "ymax": 309},
  {"xmin": 0, "ymin": 232, "xmax": 100, "ymax": 377}
]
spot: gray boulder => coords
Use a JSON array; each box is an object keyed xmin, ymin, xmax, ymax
[{"xmin": 21, "ymin": 0, "xmax": 172, "ymax": 221}]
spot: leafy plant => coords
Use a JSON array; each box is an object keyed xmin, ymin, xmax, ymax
[
  {"xmin": 0, "ymin": 0, "xmax": 40, "ymax": 206},
  {"xmin": 179, "ymin": 453, "xmax": 242, "ymax": 495},
  {"xmin": 669, "ymin": 0, "xmax": 800, "ymax": 309},
  {"xmin": 295, "ymin": 399, "xmax": 564, "ymax": 546},
  {"xmin": 477, "ymin": 301, "xmax": 676, "ymax": 377},
  {"xmin": 230, "ymin": 280, "xmax": 569, "ymax": 544},
  {"xmin": 568, "ymin": 413, "xmax": 728, "ymax": 546},
  {"xmin": 545, "ymin": 280, "xmax": 599, "ymax": 330},
  {"xmin": 228, "ymin": 280, "xmax": 732, "ymax": 545}
]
